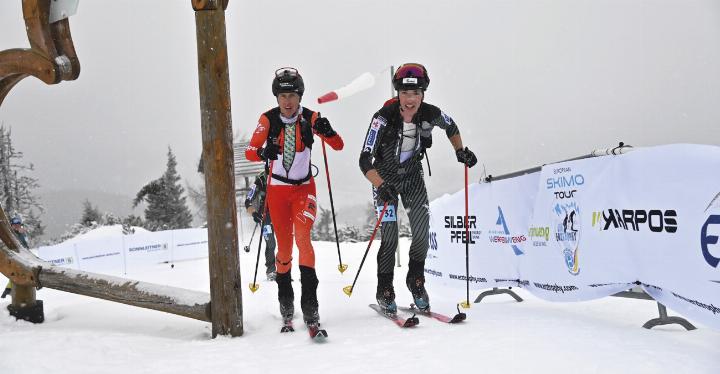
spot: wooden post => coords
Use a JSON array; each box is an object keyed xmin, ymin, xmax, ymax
[{"xmin": 191, "ymin": 0, "xmax": 243, "ymax": 337}]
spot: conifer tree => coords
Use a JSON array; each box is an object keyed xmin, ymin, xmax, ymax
[
  {"xmin": 0, "ymin": 125, "xmax": 44, "ymax": 239},
  {"xmin": 80, "ymin": 199, "xmax": 102, "ymax": 226},
  {"xmin": 311, "ymin": 206, "xmax": 333, "ymax": 241},
  {"xmin": 133, "ymin": 147, "xmax": 193, "ymax": 230}
]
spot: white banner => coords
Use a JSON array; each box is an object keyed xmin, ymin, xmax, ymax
[
  {"xmin": 594, "ymin": 144, "xmax": 720, "ymax": 327},
  {"xmin": 124, "ymin": 231, "xmax": 172, "ymax": 270},
  {"xmin": 171, "ymin": 228, "xmax": 208, "ymax": 262},
  {"xmin": 74, "ymin": 236, "xmax": 125, "ymax": 275},
  {"xmin": 523, "ymin": 156, "xmax": 636, "ymax": 301},
  {"xmin": 38, "ymin": 226, "xmax": 209, "ymax": 274},
  {"xmin": 426, "ymin": 171, "xmax": 539, "ymax": 290},
  {"xmin": 37, "ymin": 243, "xmax": 78, "ymax": 270},
  {"xmin": 429, "ymin": 144, "xmax": 720, "ymax": 330}
]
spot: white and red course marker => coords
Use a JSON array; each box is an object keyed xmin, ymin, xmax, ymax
[{"xmin": 317, "ymin": 72, "xmax": 376, "ymax": 104}]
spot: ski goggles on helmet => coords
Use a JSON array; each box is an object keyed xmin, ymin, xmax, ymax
[
  {"xmin": 393, "ymin": 63, "xmax": 429, "ymax": 91},
  {"xmin": 275, "ymin": 67, "xmax": 299, "ymax": 80}
]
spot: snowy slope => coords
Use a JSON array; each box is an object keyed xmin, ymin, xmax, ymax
[{"xmin": 1, "ymin": 238, "xmax": 718, "ymax": 374}]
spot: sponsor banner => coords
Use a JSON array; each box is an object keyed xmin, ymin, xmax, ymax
[
  {"xmin": 74, "ymin": 236, "xmax": 124, "ymax": 275},
  {"xmin": 616, "ymin": 144, "xmax": 720, "ymax": 328},
  {"xmin": 124, "ymin": 231, "xmax": 172, "ymax": 269},
  {"xmin": 38, "ymin": 243, "xmax": 78, "ymax": 269},
  {"xmin": 427, "ymin": 172, "xmax": 539, "ymax": 290},
  {"xmin": 37, "ymin": 228, "xmax": 209, "ymax": 274},
  {"xmin": 429, "ymin": 144, "xmax": 720, "ymax": 330},
  {"xmin": 171, "ymin": 228, "xmax": 209, "ymax": 262},
  {"xmin": 522, "ymin": 156, "xmax": 638, "ymax": 301}
]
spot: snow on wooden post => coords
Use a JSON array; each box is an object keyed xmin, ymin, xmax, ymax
[{"xmin": 192, "ymin": 0, "xmax": 243, "ymax": 337}]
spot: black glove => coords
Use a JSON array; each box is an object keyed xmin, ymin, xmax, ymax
[
  {"xmin": 420, "ymin": 135, "xmax": 432, "ymax": 150},
  {"xmin": 455, "ymin": 147, "xmax": 477, "ymax": 168},
  {"xmin": 376, "ymin": 183, "xmax": 398, "ymax": 203},
  {"xmin": 257, "ymin": 142, "xmax": 280, "ymax": 161},
  {"xmin": 314, "ymin": 117, "xmax": 337, "ymax": 137},
  {"xmin": 252, "ymin": 211, "xmax": 263, "ymax": 224},
  {"xmin": 300, "ymin": 119, "xmax": 314, "ymax": 149}
]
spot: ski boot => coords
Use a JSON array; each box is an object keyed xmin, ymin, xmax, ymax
[
  {"xmin": 376, "ymin": 273, "xmax": 397, "ymax": 315},
  {"xmin": 276, "ymin": 270, "xmax": 294, "ymax": 322},
  {"xmin": 407, "ymin": 260, "xmax": 430, "ymax": 312},
  {"xmin": 300, "ymin": 266, "xmax": 320, "ymax": 326}
]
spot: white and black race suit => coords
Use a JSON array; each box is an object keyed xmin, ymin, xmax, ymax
[{"xmin": 359, "ymin": 99, "xmax": 460, "ymax": 274}]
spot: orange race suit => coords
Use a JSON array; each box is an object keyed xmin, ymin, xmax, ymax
[{"xmin": 245, "ymin": 106, "xmax": 343, "ymax": 274}]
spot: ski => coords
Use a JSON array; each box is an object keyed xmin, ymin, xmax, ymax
[
  {"xmin": 399, "ymin": 304, "xmax": 466, "ymax": 324},
  {"xmin": 369, "ymin": 304, "xmax": 419, "ymax": 328},
  {"xmin": 306, "ymin": 322, "xmax": 328, "ymax": 342},
  {"xmin": 280, "ymin": 319, "xmax": 294, "ymax": 333}
]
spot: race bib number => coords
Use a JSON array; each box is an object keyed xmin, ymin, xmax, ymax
[{"xmin": 376, "ymin": 204, "xmax": 397, "ymax": 222}]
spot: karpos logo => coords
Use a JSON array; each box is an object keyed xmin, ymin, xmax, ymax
[{"xmin": 591, "ymin": 209, "xmax": 677, "ymax": 233}]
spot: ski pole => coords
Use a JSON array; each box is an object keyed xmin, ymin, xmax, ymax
[
  {"xmin": 249, "ymin": 206, "xmax": 267, "ymax": 293},
  {"xmin": 249, "ymin": 159, "xmax": 272, "ymax": 293},
  {"xmin": 244, "ymin": 222, "xmax": 259, "ymax": 253},
  {"xmin": 320, "ymin": 134, "xmax": 347, "ymax": 274},
  {"xmin": 460, "ymin": 164, "xmax": 471, "ymax": 309},
  {"xmin": 343, "ymin": 202, "xmax": 388, "ymax": 296}
]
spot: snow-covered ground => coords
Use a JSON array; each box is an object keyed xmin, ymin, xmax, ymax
[{"xmin": 1, "ymin": 238, "xmax": 718, "ymax": 374}]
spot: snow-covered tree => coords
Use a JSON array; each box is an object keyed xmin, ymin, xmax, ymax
[
  {"xmin": 0, "ymin": 125, "xmax": 44, "ymax": 239},
  {"xmin": 311, "ymin": 206, "xmax": 333, "ymax": 241},
  {"xmin": 360, "ymin": 202, "xmax": 379, "ymax": 241},
  {"xmin": 81, "ymin": 199, "xmax": 102, "ymax": 226},
  {"xmin": 338, "ymin": 225, "xmax": 359, "ymax": 243},
  {"xmin": 186, "ymin": 180, "xmax": 206, "ymax": 223},
  {"xmin": 133, "ymin": 147, "xmax": 193, "ymax": 231}
]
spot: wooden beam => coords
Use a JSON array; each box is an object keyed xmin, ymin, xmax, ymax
[
  {"xmin": 193, "ymin": 3, "xmax": 243, "ymax": 337},
  {"xmin": 40, "ymin": 267, "xmax": 211, "ymax": 321}
]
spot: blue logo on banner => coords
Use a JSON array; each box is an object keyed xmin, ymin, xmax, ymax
[
  {"xmin": 546, "ymin": 174, "xmax": 585, "ymax": 190},
  {"xmin": 429, "ymin": 231, "xmax": 438, "ymax": 250},
  {"xmin": 553, "ymin": 200, "xmax": 581, "ymax": 275},
  {"xmin": 494, "ymin": 207, "xmax": 524, "ymax": 255},
  {"xmin": 701, "ymin": 215, "xmax": 720, "ymax": 268}
]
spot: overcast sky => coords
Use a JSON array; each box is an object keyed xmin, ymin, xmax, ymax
[{"xmin": 1, "ymin": 0, "xmax": 719, "ymax": 214}]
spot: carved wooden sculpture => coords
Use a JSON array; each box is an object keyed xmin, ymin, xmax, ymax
[{"xmin": 0, "ymin": 0, "xmax": 80, "ymax": 106}]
